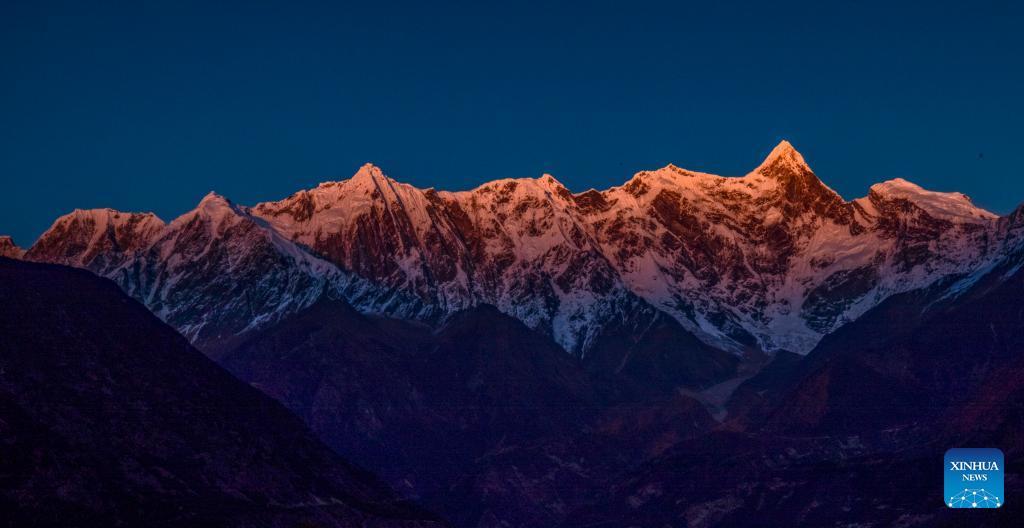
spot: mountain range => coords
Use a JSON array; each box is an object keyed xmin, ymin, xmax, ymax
[
  {"xmin": 10, "ymin": 142, "xmax": 1001, "ymax": 359},
  {"xmin": 4, "ymin": 141, "xmax": 1023, "ymax": 527}
]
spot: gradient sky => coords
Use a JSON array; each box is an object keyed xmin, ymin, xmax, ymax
[{"xmin": 2, "ymin": 0, "xmax": 1023, "ymax": 245}]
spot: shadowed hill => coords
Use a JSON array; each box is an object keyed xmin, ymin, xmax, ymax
[{"xmin": 0, "ymin": 257, "xmax": 446, "ymax": 528}]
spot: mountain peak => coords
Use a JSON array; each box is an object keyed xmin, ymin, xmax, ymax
[
  {"xmin": 539, "ymin": 173, "xmax": 566, "ymax": 188},
  {"xmin": 188, "ymin": 192, "xmax": 246, "ymax": 227},
  {"xmin": 41, "ymin": 208, "xmax": 164, "ymax": 238},
  {"xmin": 310, "ymin": 163, "xmax": 391, "ymax": 191},
  {"xmin": 755, "ymin": 140, "xmax": 811, "ymax": 177},
  {"xmin": 867, "ymin": 178, "xmax": 997, "ymax": 222},
  {"xmin": 198, "ymin": 191, "xmax": 234, "ymax": 210},
  {"xmin": 200, "ymin": 190, "xmax": 227, "ymax": 202},
  {"xmin": 353, "ymin": 162, "xmax": 387, "ymax": 182},
  {"xmin": 0, "ymin": 235, "xmax": 24, "ymax": 259},
  {"xmin": 331, "ymin": 163, "xmax": 398, "ymax": 193},
  {"xmin": 62, "ymin": 207, "xmax": 155, "ymax": 221}
]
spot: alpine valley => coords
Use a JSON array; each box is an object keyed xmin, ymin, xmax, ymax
[{"xmin": 4, "ymin": 141, "xmax": 1024, "ymax": 527}]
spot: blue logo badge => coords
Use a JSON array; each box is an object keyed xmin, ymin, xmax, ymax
[{"xmin": 945, "ymin": 448, "xmax": 1004, "ymax": 508}]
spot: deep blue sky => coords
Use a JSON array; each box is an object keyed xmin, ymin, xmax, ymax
[{"xmin": 2, "ymin": 0, "xmax": 1023, "ymax": 245}]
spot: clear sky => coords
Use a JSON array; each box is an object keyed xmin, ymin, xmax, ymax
[{"xmin": 2, "ymin": 0, "xmax": 1023, "ymax": 245}]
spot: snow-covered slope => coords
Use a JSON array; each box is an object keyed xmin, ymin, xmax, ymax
[
  {"xmin": 581, "ymin": 142, "xmax": 996, "ymax": 352},
  {"xmin": 22, "ymin": 141, "xmax": 1005, "ymax": 355},
  {"xmin": 251, "ymin": 165, "xmax": 648, "ymax": 354},
  {"xmin": 24, "ymin": 194, "xmax": 381, "ymax": 354},
  {"xmin": 252, "ymin": 141, "xmax": 1000, "ymax": 354},
  {"xmin": 25, "ymin": 208, "xmax": 164, "ymax": 273}
]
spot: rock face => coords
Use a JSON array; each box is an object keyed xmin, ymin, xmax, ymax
[
  {"xmin": 0, "ymin": 258, "xmax": 445, "ymax": 528},
  {"xmin": 19, "ymin": 141, "xmax": 1000, "ymax": 357}
]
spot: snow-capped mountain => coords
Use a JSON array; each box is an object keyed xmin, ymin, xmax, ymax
[
  {"xmin": 21, "ymin": 194, "xmax": 384, "ymax": 354},
  {"xmin": 24, "ymin": 208, "xmax": 164, "ymax": 271},
  {"xmin": 250, "ymin": 141, "xmax": 998, "ymax": 354},
  {"xmin": 14, "ymin": 141, "xmax": 1004, "ymax": 355},
  {"xmin": 251, "ymin": 163, "xmax": 661, "ymax": 354},
  {"xmin": 587, "ymin": 142, "xmax": 996, "ymax": 353}
]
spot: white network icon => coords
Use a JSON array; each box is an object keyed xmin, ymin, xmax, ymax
[{"xmin": 948, "ymin": 488, "xmax": 1001, "ymax": 508}]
